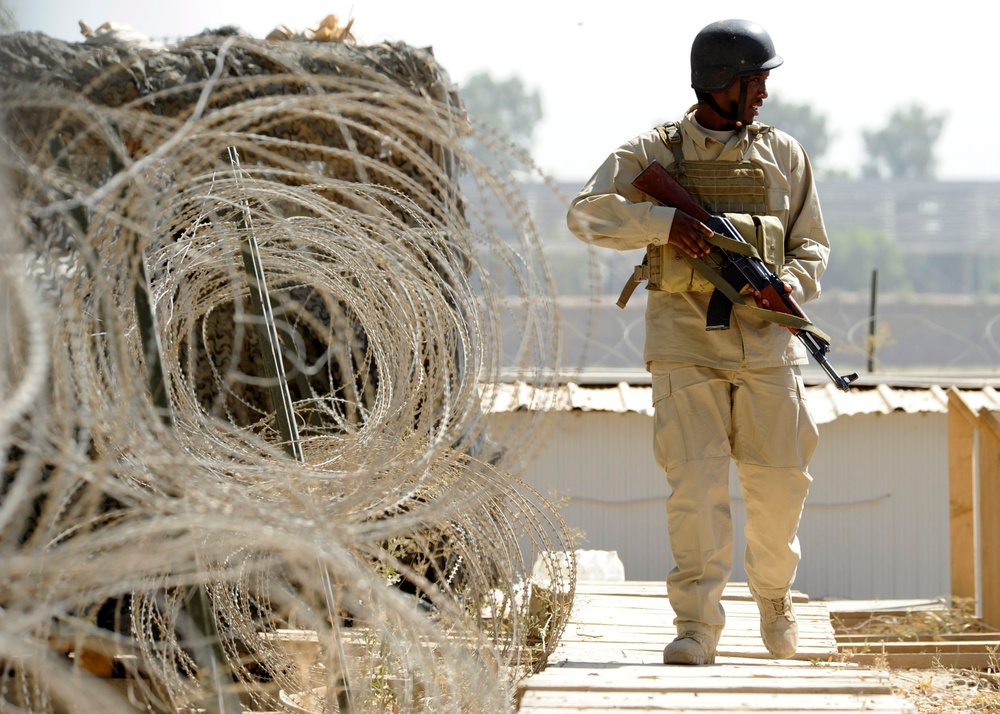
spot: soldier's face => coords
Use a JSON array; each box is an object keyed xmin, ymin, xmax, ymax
[{"xmin": 719, "ymin": 71, "xmax": 770, "ymax": 125}]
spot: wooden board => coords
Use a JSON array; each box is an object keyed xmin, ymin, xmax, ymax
[
  {"xmin": 519, "ymin": 690, "xmax": 913, "ymax": 713},
  {"xmin": 837, "ymin": 632, "xmax": 1000, "ymax": 643},
  {"xmin": 838, "ymin": 639, "xmax": 1000, "ymax": 654},
  {"xmin": 843, "ymin": 652, "xmax": 1000, "ymax": 669},
  {"xmin": 517, "ymin": 581, "xmax": 916, "ymax": 713},
  {"xmin": 948, "ymin": 388, "xmax": 977, "ymax": 601},
  {"xmin": 524, "ymin": 663, "xmax": 893, "ymax": 695},
  {"xmin": 980, "ymin": 409, "xmax": 1000, "ymax": 629}
]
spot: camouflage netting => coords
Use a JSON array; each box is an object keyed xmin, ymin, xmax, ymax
[{"xmin": 0, "ymin": 26, "xmax": 576, "ymax": 714}]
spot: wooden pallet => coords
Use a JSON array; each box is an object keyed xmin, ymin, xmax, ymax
[
  {"xmin": 517, "ymin": 581, "xmax": 916, "ymax": 713},
  {"xmin": 830, "ymin": 604, "xmax": 1000, "ymax": 669}
]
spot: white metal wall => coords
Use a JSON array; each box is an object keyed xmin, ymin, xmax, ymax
[
  {"xmin": 798, "ymin": 411, "xmax": 949, "ymax": 600},
  {"xmin": 499, "ymin": 409, "xmax": 950, "ymax": 601}
]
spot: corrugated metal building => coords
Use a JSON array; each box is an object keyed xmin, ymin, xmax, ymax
[{"xmin": 491, "ymin": 379, "xmax": 1000, "ymax": 601}]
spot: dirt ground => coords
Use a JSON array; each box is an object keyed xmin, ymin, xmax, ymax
[
  {"xmin": 887, "ymin": 667, "xmax": 1000, "ymax": 713},
  {"xmin": 830, "ymin": 601, "xmax": 1000, "ymax": 713}
]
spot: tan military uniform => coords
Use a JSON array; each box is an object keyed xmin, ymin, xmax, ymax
[{"xmin": 566, "ymin": 108, "xmax": 828, "ymax": 637}]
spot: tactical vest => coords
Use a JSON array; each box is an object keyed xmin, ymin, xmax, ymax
[{"xmin": 617, "ymin": 122, "xmax": 782, "ymax": 307}]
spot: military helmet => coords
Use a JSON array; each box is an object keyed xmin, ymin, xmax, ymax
[{"xmin": 690, "ymin": 19, "xmax": 783, "ymax": 93}]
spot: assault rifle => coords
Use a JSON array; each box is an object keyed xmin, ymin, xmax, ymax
[{"xmin": 631, "ymin": 160, "xmax": 859, "ymax": 392}]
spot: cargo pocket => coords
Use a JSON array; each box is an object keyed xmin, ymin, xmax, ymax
[
  {"xmin": 753, "ymin": 214, "xmax": 785, "ymax": 271},
  {"xmin": 652, "ymin": 371, "xmax": 672, "ymax": 405},
  {"xmin": 651, "ymin": 371, "xmax": 673, "ymax": 472}
]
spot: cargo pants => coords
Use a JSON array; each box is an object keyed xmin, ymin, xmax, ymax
[{"xmin": 650, "ymin": 360, "xmax": 818, "ymax": 635}]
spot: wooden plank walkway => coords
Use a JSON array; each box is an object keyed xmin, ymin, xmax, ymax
[{"xmin": 517, "ymin": 581, "xmax": 916, "ymax": 713}]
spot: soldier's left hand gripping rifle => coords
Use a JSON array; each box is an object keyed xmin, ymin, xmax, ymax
[{"xmin": 631, "ymin": 160, "xmax": 859, "ymax": 392}]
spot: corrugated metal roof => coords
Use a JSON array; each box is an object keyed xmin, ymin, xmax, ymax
[
  {"xmin": 486, "ymin": 382, "xmax": 1000, "ymax": 424},
  {"xmin": 806, "ymin": 383, "xmax": 952, "ymax": 423}
]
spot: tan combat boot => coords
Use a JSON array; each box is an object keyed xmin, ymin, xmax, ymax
[
  {"xmin": 750, "ymin": 585, "xmax": 798, "ymax": 659},
  {"xmin": 662, "ymin": 627, "xmax": 720, "ymax": 665}
]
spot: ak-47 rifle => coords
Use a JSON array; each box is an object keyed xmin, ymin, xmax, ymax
[{"xmin": 631, "ymin": 160, "xmax": 859, "ymax": 392}]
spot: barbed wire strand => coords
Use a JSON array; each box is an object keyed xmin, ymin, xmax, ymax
[{"xmin": 0, "ymin": 33, "xmax": 581, "ymax": 713}]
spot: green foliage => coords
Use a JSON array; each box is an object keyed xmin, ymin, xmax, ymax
[
  {"xmin": 905, "ymin": 253, "xmax": 991, "ymax": 295},
  {"xmin": 0, "ymin": 0, "xmax": 14, "ymax": 33},
  {"xmin": 822, "ymin": 226, "xmax": 911, "ymax": 293},
  {"xmin": 459, "ymin": 71, "xmax": 542, "ymax": 170},
  {"xmin": 460, "ymin": 72, "xmax": 543, "ymax": 150},
  {"xmin": 862, "ymin": 104, "xmax": 946, "ymax": 179},
  {"xmin": 824, "ymin": 225, "xmax": 996, "ymax": 296},
  {"xmin": 758, "ymin": 95, "xmax": 830, "ymax": 168}
]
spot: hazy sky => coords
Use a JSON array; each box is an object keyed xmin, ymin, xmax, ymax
[{"xmin": 11, "ymin": 0, "xmax": 999, "ymax": 182}]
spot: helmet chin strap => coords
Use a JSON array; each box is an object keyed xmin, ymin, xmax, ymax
[
  {"xmin": 704, "ymin": 76, "xmax": 750, "ymax": 130},
  {"xmin": 733, "ymin": 76, "xmax": 750, "ymax": 129}
]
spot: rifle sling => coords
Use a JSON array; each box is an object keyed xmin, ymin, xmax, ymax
[
  {"xmin": 616, "ymin": 257, "xmax": 649, "ymax": 309},
  {"xmin": 617, "ymin": 232, "xmax": 833, "ymax": 345},
  {"xmin": 684, "ymin": 232, "xmax": 831, "ymax": 343},
  {"xmin": 617, "ymin": 231, "xmax": 758, "ymax": 310}
]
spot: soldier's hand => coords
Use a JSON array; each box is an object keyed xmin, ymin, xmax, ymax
[
  {"xmin": 753, "ymin": 281, "xmax": 792, "ymax": 310},
  {"xmin": 754, "ymin": 282, "xmax": 795, "ymax": 329},
  {"xmin": 667, "ymin": 211, "xmax": 714, "ymax": 258}
]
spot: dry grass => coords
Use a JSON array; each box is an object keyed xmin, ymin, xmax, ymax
[
  {"xmin": 890, "ymin": 668, "xmax": 1000, "ymax": 714},
  {"xmin": 833, "ymin": 600, "xmax": 1000, "ymax": 714},
  {"xmin": 831, "ymin": 598, "xmax": 991, "ymax": 638}
]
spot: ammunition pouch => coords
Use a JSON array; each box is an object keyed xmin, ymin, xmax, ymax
[{"xmin": 617, "ymin": 123, "xmax": 785, "ymax": 308}]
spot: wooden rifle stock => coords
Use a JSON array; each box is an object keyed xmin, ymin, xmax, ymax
[{"xmin": 632, "ymin": 161, "xmax": 713, "ymax": 224}]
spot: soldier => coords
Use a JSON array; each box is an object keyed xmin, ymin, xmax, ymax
[{"xmin": 566, "ymin": 19, "xmax": 829, "ymax": 665}]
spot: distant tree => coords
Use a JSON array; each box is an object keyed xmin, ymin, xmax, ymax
[
  {"xmin": 0, "ymin": 0, "xmax": 14, "ymax": 33},
  {"xmin": 758, "ymin": 96, "xmax": 831, "ymax": 168},
  {"xmin": 862, "ymin": 104, "xmax": 946, "ymax": 179},
  {"xmin": 459, "ymin": 72, "xmax": 543, "ymax": 168},
  {"xmin": 822, "ymin": 226, "xmax": 911, "ymax": 293}
]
